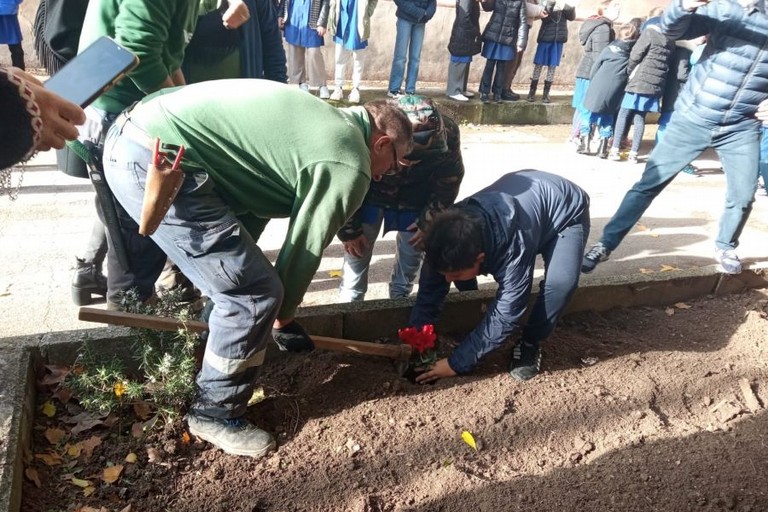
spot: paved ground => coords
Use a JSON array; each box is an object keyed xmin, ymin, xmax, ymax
[{"xmin": 1, "ymin": 120, "xmax": 767, "ymax": 339}]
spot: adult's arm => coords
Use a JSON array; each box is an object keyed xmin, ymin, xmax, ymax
[
  {"xmin": 661, "ymin": 0, "xmax": 716, "ymax": 41},
  {"xmin": 408, "ymin": 262, "xmax": 451, "ymax": 328},
  {"xmin": 424, "ymin": 0, "xmax": 437, "ymax": 22},
  {"xmin": 395, "ymin": 0, "xmax": 427, "ymax": 22},
  {"xmin": 517, "ymin": 0, "xmax": 529, "ymax": 49}
]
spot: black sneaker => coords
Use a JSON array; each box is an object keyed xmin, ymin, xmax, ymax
[
  {"xmin": 581, "ymin": 242, "xmax": 611, "ymax": 274},
  {"xmin": 509, "ymin": 341, "xmax": 542, "ymax": 381},
  {"xmin": 480, "ymin": 93, "xmax": 491, "ymax": 104},
  {"xmin": 186, "ymin": 410, "xmax": 275, "ymax": 458}
]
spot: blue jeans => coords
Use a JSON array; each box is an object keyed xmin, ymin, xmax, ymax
[
  {"xmin": 600, "ymin": 114, "xmax": 760, "ymax": 252},
  {"xmin": 760, "ymin": 126, "xmax": 768, "ymax": 192},
  {"xmin": 387, "ymin": 18, "xmax": 425, "ymax": 94},
  {"xmin": 103, "ymin": 118, "xmax": 283, "ymax": 419},
  {"xmin": 410, "ymin": 212, "xmax": 589, "ymax": 346}
]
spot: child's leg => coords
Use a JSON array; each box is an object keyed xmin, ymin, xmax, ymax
[
  {"xmin": 307, "ymin": 47, "xmax": 327, "ymax": 88},
  {"xmin": 480, "ymin": 59, "xmax": 496, "ymax": 94},
  {"xmin": 404, "ymin": 22, "xmax": 426, "ymax": 94},
  {"xmin": 334, "ymin": 44, "xmax": 350, "ymax": 89},
  {"xmin": 491, "ymin": 59, "xmax": 506, "ymax": 97},
  {"xmin": 286, "ymin": 44, "xmax": 307, "ymax": 86},
  {"xmin": 545, "ymin": 66, "xmax": 557, "ymax": 83},
  {"xmin": 388, "ymin": 18, "xmax": 410, "ymax": 93},
  {"xmin": 531, "ymin": 64, "xmax": 543, "ymax": 81},
  {"xmin": 351, "ymin": 48, "xmax": 366, "ymax": 89},
  {"xmin": 611, "ymin": 108, "xmax": 632, "ymax": 151},
  {"xmin": 630, "ymin": 111, "xmax": 647, "ymax": 154},
  {"xmin": 10, "ymin": 43, "xmax": 24, "ymax": 70},
  {"xmin": 446, "ymin": 58, "xmax": 468, "ymax": 96}
]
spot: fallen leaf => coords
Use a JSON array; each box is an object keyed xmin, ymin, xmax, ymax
[
  {"xmin": 70, "ymin": 476, "xmax": 92, "ymax": 488},
  {"xmin": 247, "ymin": 387, "xmax": 266, "ymax": 406},
  {"xmin": 66, "ymin": 443, "xmax": 83, "ymax": 458},
  {"xmin": 461, "ymin": 430, "xmax": 478, "ymax": 451},
  {"xmin": 639, "ymin": 268, "xmax": 655, "ymax": 274},
  {"xmin": 25, "ymin": 467, "xmax": 41, "ymax": 488},
  {"xmin": 181, "ymin": 431, "xmax": 191, "ymax": 444},
  {"xmin": 147, "ymin": 447, "xmax": 163, "ymax": 463},
  {"xmin": 125, "ymin": 452, "xmax": 138, "ymax": 463},
  {"xmin": 44, "ymin": 428, "xmax": 67, "ymax": 446},
  {"xmin": 41, "ymin": 401, "xmax": 56, "ymax": 418},
  {"xmin": 34, "ymin": 452, "xmax": 63, "ymax": 466},
  {"xmin": 52, "ymin": 387, "xmax": 73, "ymax": 404},
  {"xmin": 39, "ymin": 365, "xmax": 70, "ymax": 386},
  {"xmin": 71, "ymin": 418, "xmax": 105, "ymax": 436},
  {"xmin": 83, "ymin": 485, "xmax": 96, "ymax": 497},
  {"xmin": 131, "ymin": 421, "xmax": 144, "ymax": 439},
  {"xmin": 665, "ymin": 308, "xmax": 675, "ymax": 316},
  {"xmin": 328, "ymin": 269, "xmax": 343, "ymax": 278},
  {"xmin": 102, "ymin": 464, "xmax": 124, "ymax": 484},
  {"xmin": 81, "ymin": 436, "xmax": 103, "ymax": 460},
  {"xmin": 660, "ymin": 264, "xmax": 679, "ymax": 272},
  {"xmin": 674, "ymin": 302, "xmax": 691, "ymax": 309},
  {"xmin": 133, "ymin": 401, "xmax": 152, "ymax": 420}
]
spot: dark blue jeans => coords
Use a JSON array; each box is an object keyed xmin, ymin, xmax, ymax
[
  {"xmin": 103, "ymin": 118, "xmax": 283, "ymax": 419},
  {"xmin": 601, "ymin": 114, "xmax": 760, "ymax": 252}
]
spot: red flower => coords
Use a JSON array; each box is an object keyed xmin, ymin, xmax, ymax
[{"xmin": 398, "ymin": 324, "xmax": 436, "ymax": 354}]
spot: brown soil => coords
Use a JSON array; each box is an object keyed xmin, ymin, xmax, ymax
[{"xmin": 23, "ymin": 290, "xmax": 768, "ymax": 512}]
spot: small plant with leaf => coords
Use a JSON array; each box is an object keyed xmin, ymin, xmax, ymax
[{"xmin": 398, "ymin": 324, "xmax": 438, "ymax": 382}]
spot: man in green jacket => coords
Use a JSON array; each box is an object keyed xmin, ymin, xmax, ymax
[{"xmin": 103, "ymin": 79, "xmax": 413, "ymax": 458}]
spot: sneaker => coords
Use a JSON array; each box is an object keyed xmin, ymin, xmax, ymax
[
  {"xmin": 582, "ymin": 242, "xmax": 611, "ymax": 273},
  {"xmin": 348, "ymin": 88, "xmax": 361, "ymax": 103},
  {"xmin": 186, "ymin": 410, "xmax": 275, "ymax": 458},
  {"xmin": 318, "ymin": 85, "xmax": 330, "ymax": 99},
  {"xmin": 448, "ymin": 93, "xmax": 469, "ymax": 102},
  {"xmin": 480, "ymin": 93, "xmax": 490, "ymax": 104},
  {"xmin": 405, "ymin": 90, "xmax": 415, "ymax": 95},
  {"xmin": 627, "ymin": 151, "xmax": 638, "ymax": 163},
  {"xmin": 607, "ymin": 148, "xmax": 621, "ymax": 161},
  {"xmin": 387, "ymin": 90, "xmax": 402, "ymax": 99},
  {"xmin": 330, "ymin": 87, "xmax": 343, "ymax": 101},
  {"xmin": 463, "ymin": 90, "xmax": 475, "ymax": 98},
  {"xmin": 714, "ymin": 248, "xmax": 742, "ymax": 274},
  {"xmin": 681, "ymin": 164, "xmax": 697, "ymax": 175},
  {"xmin": 299, "ymin": 83, "xmax": 309, "ymax": 92},
  {"xmin": 509, "ymin": 341, "xmax": 542, "ymax": 381}
]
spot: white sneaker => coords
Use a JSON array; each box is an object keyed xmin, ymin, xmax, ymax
[
  {"xmin": 715, "ymin": 248, "xmax": 742, "ymax": 274},
  {"xmin": 330, "ymin": 87, "xmax": 343, "ymax": 101},
  {"xmin": 299, "ymin": 83, "xmax": 309, "ymax": 92},
  {"xmin": 387, "ymin": 90, "xmax": 402, "ymax": 98},
  {"xmin": 318, "ymin": 86, "xmax": 330, "ymax": 99},
  {"xmin": 348, "ymin": 88, "xmax": 360, "ymax": 103},
  {"xmin": 448, "ymin": 93, "xmax": 469, "ymax": 102},
  {"xmin": 463, "ymin": 90, "xmax": 475, "ymax": 98}
]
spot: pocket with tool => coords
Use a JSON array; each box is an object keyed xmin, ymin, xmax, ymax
[{"xmin": 138, "ymin": 139, "xmax": 185, "ymax": 236}]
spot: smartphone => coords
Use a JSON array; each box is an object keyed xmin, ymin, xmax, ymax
[{"xmin": 44, "ymin": 36, "xmax": 139, "ymax": 108}]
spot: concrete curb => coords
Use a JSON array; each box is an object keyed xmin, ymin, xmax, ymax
[{"xmin": 1, "ymin": 264, "xmax": 767, "ymax": 511}]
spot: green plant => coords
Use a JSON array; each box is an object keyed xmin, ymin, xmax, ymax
[{"xmin": 66, "ymin": 288, "xmax": 200, "ymax": 419}]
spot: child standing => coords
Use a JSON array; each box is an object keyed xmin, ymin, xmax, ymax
[
  {"xmin": 607, "ymin": 16, "xmax": 675, "ymax": 163},
  {"xmin": 478, "ymin": 0, "xmax": 528, "ymax": 104},
  {"xmin": 327, "ymin": 0, "xmax": 378, "ymax": 103},
  {"xmin": 581, "ymin": 23, "xmax": 638, "ymax": 158},
  {"xmin": 280, "ymin": 0, "xmax": 331, "ymax": 98},
  {"xmin": 445, "ymin": 0, "xmax": 482, "ymax": 101},
  {"xmin": 387, "ymin": 0, "xmax": 436, "ymax": 97},
  {"xmin": 527, "ymin": 0, "xmax": 575, "ymax": 103},
  {"xmin": 0, "ymin": 0, "xmax": 24, "ymax": 70}
]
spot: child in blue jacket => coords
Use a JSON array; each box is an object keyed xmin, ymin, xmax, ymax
[{"xmin": 387, "ymin": 0, "xmax": 436, "ymax": 97}]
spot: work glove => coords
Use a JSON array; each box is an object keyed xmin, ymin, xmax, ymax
[{"xmin": 272, "ymin": 320, "xmax": 315, "ymax": 353}]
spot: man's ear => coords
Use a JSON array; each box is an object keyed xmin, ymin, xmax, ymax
[
  {"xmin": 372, "ymin": 132, "xmax": 391, "ymax": 153},
  {"xmin": 476, "ymin": 252, "xmax": 486, "ymax": 266}
]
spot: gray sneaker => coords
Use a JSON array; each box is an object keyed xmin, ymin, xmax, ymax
[
  {"xmin": 582, "ymin": 242, "xmax": 611, "ymax": 273},
  {"xmin": 509, "ymin": 341, "xmax": 542, "ymax": 381},
  {"xmin": 187, "ymin": 410, "xmax": 275, "ymax": 458},
  {"xmin": 714, "ymin": 248, "xmax": 742, "ymax": 274}
]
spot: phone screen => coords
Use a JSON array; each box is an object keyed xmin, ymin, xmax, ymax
[{"xmin": 44, "ymin": 36, "xmax": 139, "ymax": 108}]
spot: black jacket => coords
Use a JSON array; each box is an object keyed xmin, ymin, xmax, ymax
[
  {"xmin": 583, "ymin": 39, "xmax": 634, "ymax": 114},
  {"xmin": 661, "ymin": 44, "xmax": 692, "ymax": 113},
  {"xmin": 625, "ymin": 24, "xmax": 675, "ymax": 96},
  {"xmin": 575, "ymin": 15, "xmax": 614, "ymax": 79},
  {"xmin": 448, "ymin": 0, "xmax": 482, "ymax": 56},
  {"xmin": 536, "ymin": 4, "xmax": 575, "ymax": 43},
  {"xmin": 480, "ymin": 0, "xmax": 528, "ymax": 49}
]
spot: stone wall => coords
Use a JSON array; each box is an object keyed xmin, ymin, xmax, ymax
[{"xmin": 6, "ymin": 0, "xmax": 667, "ymax": 87}]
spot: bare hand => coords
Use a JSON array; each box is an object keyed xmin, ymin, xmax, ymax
[
  {"xmin": 681, "ymin": 0, "xmax": 709, "ymax": 11},
  {"xmin": 343, "ymin": 235, "xmax": 369, "ymax": 258},
  {"xmin": 278, "ymin": 17, "xmax": 285, "ymax": 29},
  {"xmin": 273, "ymin": 317, "xmax": 294, "ymax": 329},
  {"xmin": 222, "ymin": 0, "xmax": 251, "ymax": 29},
  {"xmin": 317, "ymin": 26, "xmax": 326, "ymax": 37},
  {"xmin": 11, "ymin": 68, "xmax": 86, "ymax": 151},
  {"xmin": 415, "ymin": 358, "xmax": 457, "ymax": 384},
  {"xmin": 540, "ymin": 10, "xmax": 548, "ymax": 18},
  {"xmin": 756, "ymin": 98, "xmax": 768, "ymax": 125},
  {"xmin": 406, "ymin": 223, "xmax": 425, "ymax": 249}
]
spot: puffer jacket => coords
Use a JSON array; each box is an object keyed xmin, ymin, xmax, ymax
[
  {"xmin": 0, "ymin": 0, "xmax": 22, "ymax": 16},
  {"xmin": 337, "ymin": 108, "xmax": 464, "ymax": 241},
  {"xmin": 584, "ymin": 39, "xmax": 634, "ymax": 114},
  {"xmin": 625, "ymin": 24, "xmax": 675, "ymax": 96},
  {"xmin": 660, "ymin": 43, "xmax": 692, "ymax": 113},
  {"xmin": 394, "ymin": 0, "xmax": 436, "ymax": 24},
  {"xmin": 536, "ymin": 4, "xmax": 575, "ymax": 43},
  {"xmin": 575, "ymin": 15, "xmax": 614, "ymax": 79},
  {"xmin": 661, "ymin": 0, "xmax": 768, "ymax": 127},
  {"xmin": 447, "ymin": 0, "xmax": 482, "ymax": 56},
  {"xmin": 480, "ymin": 0, "xmax": 529, "ymax": 49}
]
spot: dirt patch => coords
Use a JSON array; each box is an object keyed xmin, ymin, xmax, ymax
[{"xmin": 23, "ymin": 290, "xmax": 768, "ymax": 512}]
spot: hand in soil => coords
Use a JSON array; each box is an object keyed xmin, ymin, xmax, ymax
[{"xmin": 415, "ymin": 357, "xmax": 456, "ymax": 384}]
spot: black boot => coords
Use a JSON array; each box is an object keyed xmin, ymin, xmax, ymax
[
  {"xmin": 527, "ymin": 79, "xmax": 538, "ymax": 102},
  {"xmin": 72, "ymin": 257, "xmax": 107, "ymax": 306},
  {"xmin": 596, "ymin": 138, "xmax": 610, "ymax": 159},
  {"xmin": 576, "ymin": 135, "xmax": 590, "ymax": 154},
  {"xmin": 542, "ymin": 81, "xmax": 553, "ymax": 104},
  {"xmin": 480, "ymin": 92, "xmax": 491, "ymax": 104}
]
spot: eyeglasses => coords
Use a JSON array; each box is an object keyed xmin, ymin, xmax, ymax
[{"xmin": 382, "ymin": 142, "xmax": 417, "ymax": 176}]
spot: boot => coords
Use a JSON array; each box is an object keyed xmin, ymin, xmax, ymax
[
  {"xmin": 72, "ymin": 257, "xmax": 107, "ymax": 306},
  {"xmin": 527, "ymin": 79, "xmax": 538, "ymax": 102},
  {"xmin": 576, "ymin": 135, "xmax": 590, "ymax": 155},
  {"xmin": 542, "ymin": 81, "xmax": 553, "ymax": 104},
  {"xmin": 596, "ymin": 137, "xmax": 610, "ymax": 159}
]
